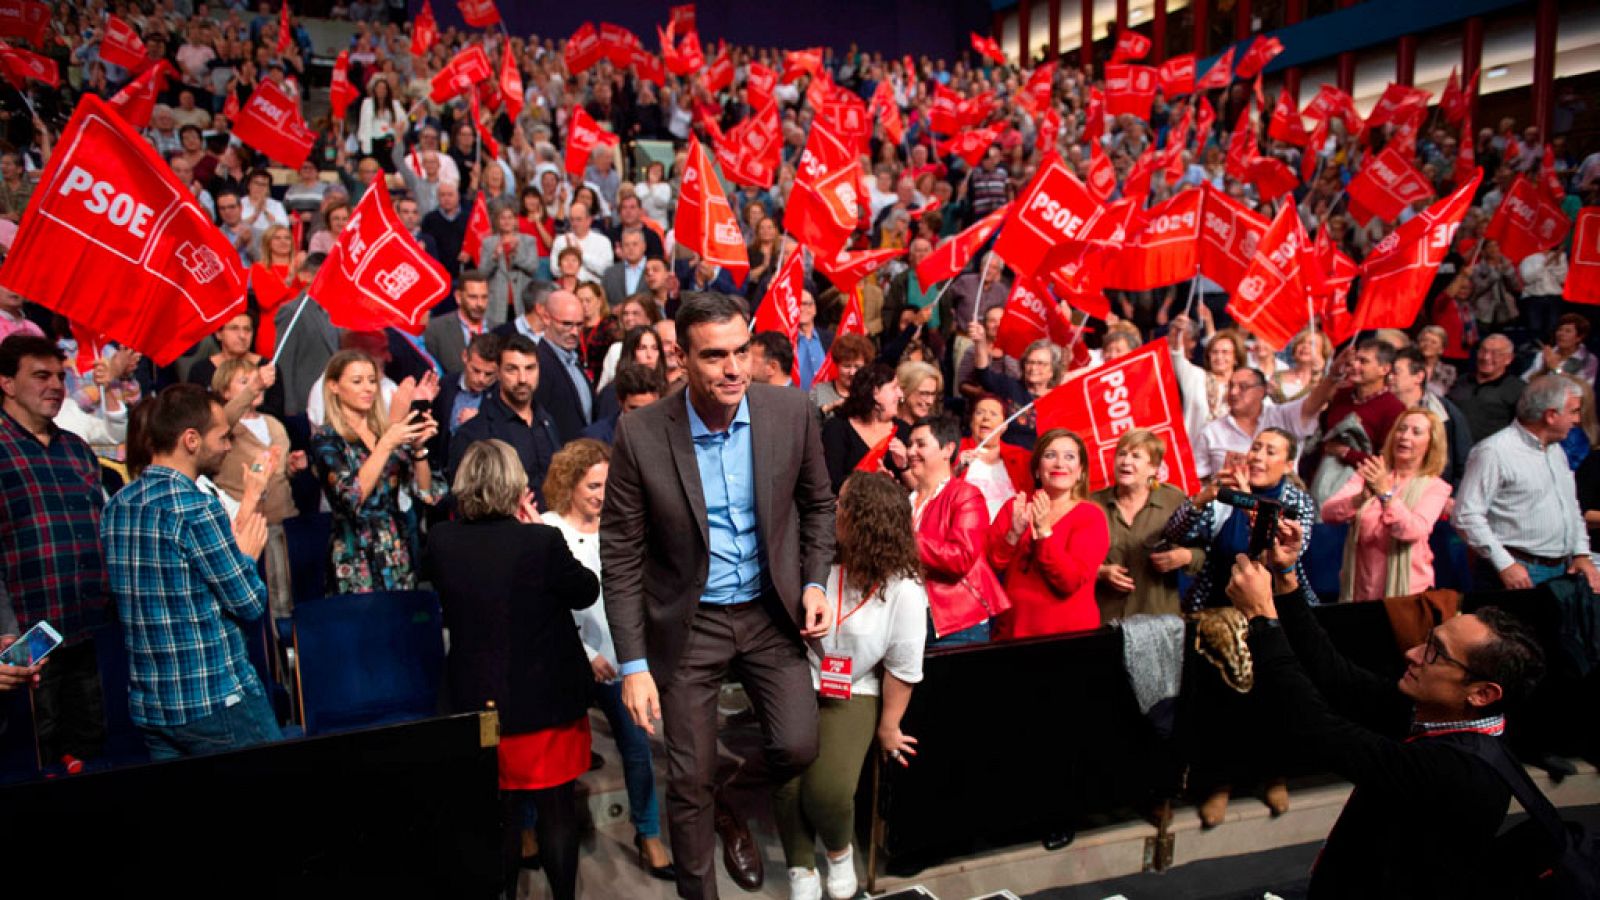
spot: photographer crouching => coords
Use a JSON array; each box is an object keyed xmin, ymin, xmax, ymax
[{"xmin": 1225, "ymin": 517, "xmax": 1550, "ymax": 898}]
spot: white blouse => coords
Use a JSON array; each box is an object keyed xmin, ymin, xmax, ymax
[
  {"xmin": 543, "ymin": 512, "xmax": 617, "ymax": 678},
  {"xmin": 811, "ymin": 568, "xmax": 928, "ymax": 697}
]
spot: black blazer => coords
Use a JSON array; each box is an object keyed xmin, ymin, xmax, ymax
[
  {"xmin": 534, "ymin": 338, "xmax": 595, "ymax": 446},
  {"xmin": 425, "ymin": 517, "xmax": 598, "ymax": 735}
]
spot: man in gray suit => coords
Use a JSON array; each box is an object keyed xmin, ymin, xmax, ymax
[
  {"xmin": 271, "ymin": 255, "xmax": 339, "ymax": 418},
  {"xmin": 601, "ymin": 292, "xmax": 836, "ymax": 900},
  {"xmin": 423, "ymin": 272, "xmax": 489, "ymax": 376},
  {"xmin": 602, "ymin": 229, "xmax": 651, "ymax": 308}
]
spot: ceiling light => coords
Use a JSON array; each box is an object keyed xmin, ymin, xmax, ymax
[{"xmin": 1486, "ymin": 66, "xmax": 1509, "ymax": 79}]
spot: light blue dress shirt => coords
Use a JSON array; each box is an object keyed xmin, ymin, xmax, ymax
[
  {"xmin": 550, "ymin": 341, "xmax": 594, "ymax": 422},
  {"xmin": 795, "ymin": 329, "xmax": 826, "ymax": 392}
]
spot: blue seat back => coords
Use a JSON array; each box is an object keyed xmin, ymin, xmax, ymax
[
  {"xmin": 90, "ymin": 621, "xmax": 151, "ymax": 768},
  {"xmin": 282, "ymin": 511, "xmax": 332, "ymax": 604},
  {"xmin": 292, "ymin": 590, "xmax": 444, "ymax": 736}
]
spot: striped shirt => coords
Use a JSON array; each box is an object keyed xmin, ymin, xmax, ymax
[
  {"xmin": 1453, "ymin": 422, "xmax": 1588, "ymax": 573},
  {"xmin": 1408, "ymin": 714, "xmax": 1506, "ymax": 741},
  {"xmin": 101, "ymin": 466, "xmax": 267, "ymax": 727}
]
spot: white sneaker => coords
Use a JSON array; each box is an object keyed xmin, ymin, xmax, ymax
[
  {"xmin": 787, "ymin": 866, "xmax": 822, "ymax": 900},
  {"xmin": 823, "ymin": 846, "xmax": 858, "ymax": 899}
]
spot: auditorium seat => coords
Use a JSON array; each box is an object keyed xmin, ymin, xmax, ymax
[
  {"xmin": 282, "ymin": 510, "xmax": 332, "ymax": 613},
  {"xmin": 89, "ymin": 621, "xmax": 151, "ymax": 769},
  {"xmin": 291, "ymin": 590, "xmax": 445, "ymax": 737}
]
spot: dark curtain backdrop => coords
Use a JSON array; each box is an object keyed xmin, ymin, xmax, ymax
[{"xmin": 420, "ymin": 0, "xmax": 993, "ymax": 62}]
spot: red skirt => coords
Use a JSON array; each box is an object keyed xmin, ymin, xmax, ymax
[{"xmin": 498, "ymin": 716, "xmax": 592, "ymax": 790}]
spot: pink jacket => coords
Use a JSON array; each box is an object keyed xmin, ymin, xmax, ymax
[{"xmin": 1321, "ymin": 473, "xmax": 1453, "ymax": 602}]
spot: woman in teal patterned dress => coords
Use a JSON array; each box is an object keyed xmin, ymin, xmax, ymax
[{"xmin": 310, "ymin": 350, "xmax": 446, "ymax": 593}]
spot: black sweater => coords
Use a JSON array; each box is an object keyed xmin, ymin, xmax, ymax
[
  {"xmin": 1251, "ymin": 586, "xmax": 1513, "ymax": 899},
  {"xmin": 424, "ymin": 517, "xmax": 598, "ymax": 735}
]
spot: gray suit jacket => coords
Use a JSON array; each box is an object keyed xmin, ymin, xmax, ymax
[
  {"xmin": 272, "ymin": 295, "xmax": 340, "ymax": 418},
  {"xmin": 423, "ymin": 313, "xmax": 469, "ymax": 375},
  {"xmin": 601, "ymin": 261, "xmax": 645, "ymax": 309},
  {"xmin": 600, "ymin": 383, "xmax": 837, "ymax": 684}
]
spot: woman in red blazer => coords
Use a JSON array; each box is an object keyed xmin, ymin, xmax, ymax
[
  {"xmin": 987, "ymin": 428, "xmax": 1110, "ymax": 640},
  {"xmin": 906, "ymin": 414, "xmax": 1009, "ymax": 646},
  {"xmin": 958, "ymin": 393, "xmax": 1035, "ymax": 523}
]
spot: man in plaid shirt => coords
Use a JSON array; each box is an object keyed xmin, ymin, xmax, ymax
[
  {"xmin": 0, "ymin": 334, "xmax": 111, "ymax": 763},
  {"xmin": 101, "ymin": 384, "xmax": 279, "ymax": 759}
]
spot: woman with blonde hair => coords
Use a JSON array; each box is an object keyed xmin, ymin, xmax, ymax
[
  {"xmin": 1272, "ymin": 330, "xmax": 1332, "ymax": 402},
  {"xmin": 539, "ymin": 439, "xmax": 675, "ymax": 881},
  {"xmin": 894, "ymin": 360, "xmax": 943, "ymax": 434},
  {"xmin": 309, "ymin": 350, "xmax": 444, "ymax": 594},
  {"xmin": 426, "ymin": 439, "xmax": 598, "ymax": 900},
  {"xmin": 1321, "ymin": 408, "xmax": 1453, "ymax": 602}
]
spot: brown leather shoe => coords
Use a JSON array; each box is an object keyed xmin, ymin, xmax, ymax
[
  {"xmin": 1264, "ymin": 778, "xmax": 1290, "ymax": 817},
  {"xmin": 715, "ymin": 803, "xmax": 764, "ymax": 891},
  {"xmin": 1199, "ymin": 786, "xmax": 1231, "ymax": 829}
]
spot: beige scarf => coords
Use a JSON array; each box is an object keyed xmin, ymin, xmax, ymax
[{"xmin": 1339, "ymin": 474, "xmax": 1433, "ymax": 603}]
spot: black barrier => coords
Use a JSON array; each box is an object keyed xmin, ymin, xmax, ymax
[
  {"xmin": 0, "ymin": 711, "xmax": 504, "ymax": 897},
  {"xmin": 865, "ymin": 586, "xmax": 1598, "ymax": 883}
]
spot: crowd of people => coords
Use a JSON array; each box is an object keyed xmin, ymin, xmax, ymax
[{"xmin": 1, "ymin": 3, "xmax": 1598, "ymax": 899}]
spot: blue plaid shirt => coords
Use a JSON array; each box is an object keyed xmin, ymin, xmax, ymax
[{"xmin": 101, "ymin": 466, "xmax": 267, "ymax": 727}]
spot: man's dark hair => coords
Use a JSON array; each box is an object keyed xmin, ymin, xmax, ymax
[
  {"xmin": 1464, "ymin": 606, "xmax": 1546, "ymax": 712},
  {"xmin": 303, "ymin": 251, "xmax": 328, "ymax": 270},
  {"xmin": 1356, "ymin": 337, "xmax": 1397, "ymax": 368},
  {"xmin": 458, "ymin": 269, "xmax": 489, "ymax": 289},
  {"xmin": 751, "ymin": 330, "xmax": 794, "ymax": 377},
  {"xmin": 143, "ymin": 383, "xmax": 221, "ymax": 456},
  {"xmin": 1393, "ymin": 346, "xmax": 1427, "ymax": 374},
  {"xmin": 178, "ymin": 124, "xmax": 201, "ymax": 141},
  {"xmin": 499, "ymin": 334, "xmax": 540, "ymax": 362},
  {"xmin": 614, "ymin": 362, "xmax": 666, "ymax": 402},
  {"xmin": 467, "ymin": 332, "xmax": 504, "ymax": 362},
  {"xmin": 674, "ymin": 292, "xmax": 749, "ymax": 352},
  {"xmin": 0, "ymin": 334, "xmax": 65, "ymax": 378},
  {"xmin": 913, "ymin": 413, "xmax": 962, "ymax": 459}
]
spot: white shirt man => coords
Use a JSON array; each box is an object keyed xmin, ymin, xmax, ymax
[
  {"xmin": 549, "ymin": 202, "xmax": 614, "ymax": 284},
  {"xmin": 1192, "ymin": 366, "xmax": 1336, "ymax": 478}
]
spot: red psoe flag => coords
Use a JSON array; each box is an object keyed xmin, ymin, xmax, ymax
[
  {"xmin": 0, "ymin": 43, "xmax": 57, "ymax": 87},
  {"xmin": 461, "ymin": 191, "xmax": 491, "ymax": 264},
  {"xmin": 231, "ymin": 78, "xmax": 315, "ymax": 168},
  {"xmin": 565, "ymin": 22, "xmax": 602, "ymax": 75},
  {"xmin": 275, "ymin": 2, "xmax": 292, "ymax": 55},
  {"xmin": 781, "ymin": 47, "xmax": 823, "ymax": 83},
  {"xmin": 1086, "ymin": 142, "xmax": 1116, "ymax": 203},
  {"xmin": 1197, "ymin": 182, "xmax": 1270, "ymax": 292},
  {"xmin": 705, "ymin": 44, "xmax": 734, "ymax": 94},
  {"xmin": 457, "ymin": 0, "xmax": 500, "ymax": 28},
  {"xmin": 499, "ymin": 44, "xmax": 524, "ymax": 121},
  {"xmin": 1034, "ymin": 340, "xmax": 1199, "ymax": 495},
  {"xmin": 1353, "ymin": 170, "xmax": 1481, "ymax": 331},
  {"xmin": 0, "ymin": 0, "xmax": 51, "ymax": 47},
  {"xmin": 916, "ymin": 204, "xmax": 1009, "ymax": 286},
  {"xmin": 309, "ymin": 184, "xmax": 450, "ymax": 335},
  {"xmin": 747, "ymin": 62, "xmax": 777, "ymax": 111},
  {"xmin": 430, "ymin": 44, "xmax": 493, "ymax": 103},
  {"xmin": 671, "ymin": 30, "xmax": 705, "ymax": 76},
  {"xmin": 1440, "ymin": 68, "xmax": 1467, "ymax": 124},
  {"xmin": 670, "ymin": 3, "xmax": 697, "ymax": 33},
  {"xmin": 812, "ymin": 288, "xmax": 867, "ymax": 386},
  {"xmin": 1112, "ymin": 30, "xmax": 1152, "ymax": 63},
  {"xmin": 0, "ymin": 94, "xmax": 247, "ymax": 366},
  {"xmin": 816, "ymin": 246, "xmax": 905, "ymax": 292},
  {"xmin": 411, "ymin": 0, "xmax": 437, "ymax": 56},
  {"xmin": 1196, "ymin": 46, "xmax": 1234, "ymax": 90},
  {"xmin": 1485, "ymin": 176, "xmax": 1571, "ymax": 265},
  {"xmin": 1107, "ymin": 188, "xmax": 1201, "ymax": 291},
  {"xmin": 564, "ymin": 106, "xmax": 619, "ymax": 177},
  {"xmin": 1268, "ymin": 88, "xmax": 1309, "ymax": 146},
  {"xmin": 1345, "ymin": 145, "xmax": 1435, "ymax": 226},
  {"xmin": 108, "ymin": 60, "xmax": 174, "ymax": 129},
  {"xmin": 1564, "ymin": 208, "xmax": 1600, "ymax": 306},
  {"xmin": 329, "ymin": 51, "xmax": 359, "ymax": 122},
  {"xmin": 100, "ymin": 15, "xmax": 150, "ymax": 72},
  {"xmin": 631, "ymin": 47, "xmax": 664, "ymax": 86},
  {"xmin": 1233, "ymin": 35, "xmax": 1284, "ymax": 79},
  {"xmin": 1157, "ymin": 54, "xmax": 1196, "ymax": 97},
  {"xmin": 929, "ymin": 83, "xmax": 961, "ymax": 135},
  {"xmin": 753, "ymin": 248, "xmax": 803, "ymax": 347},
  {"xmin": 938, "ymin": 123, "xmax": 1007, "ymax": 168},
  {"xmin": 1226, "ymin": 197, "xmax": 1312, "ymax": 350},
  {"xmin": 1248, "ymin": 157, "xmax": 1301, "ymax": 201},
  {"xmin": 598, "ymin": 24, "xmax": 637, "ymax": 67},
  {"xmin": 1364, "ymin": 82, "xmax": 1431, "ymax": 130},
  {"xmin": 994, "ymin": 276, "xmax": 1076, "ymax": 358},
  {"xmin": 992, "ymin": 156, "xmax": 1104, "ymax": 278},
  {"xmin": 677, "ymin": 135, "xmax": 750, "ymax": 286},
  {"xmin": 1037, "ymin": 106, "xmax": 1061, "ymax": 157},
  {"xmin": 469, "ymin": 94, "xmax": 501, "ymax": 160},
  {"xmin": 787, "ymin": 121, "xmax": 861, "ymax": 258},
  {"xmin": 971, "ymin": 33, "xmax": 1006, "ymax": 66},
  {"xmin": 1104, "ymin": 63, "xmax": 1157, "ymax": 120}
]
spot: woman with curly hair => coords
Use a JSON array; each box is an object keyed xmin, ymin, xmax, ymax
[
  {"xmin": 774, "ymin": 472, "xmax": 927, "ymax": 900},
  {"xmin": 821, "ymin": 363, "xmax": 907, "ymax": 493}
]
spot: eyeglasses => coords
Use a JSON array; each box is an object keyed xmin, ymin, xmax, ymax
[
  {"xmin": 547, "ymin": 317, "xmax": 585, "ymax": 331},
  {"xmin": 1421, "ymin": 628, "xmax": 1492, "ymax": 682}
]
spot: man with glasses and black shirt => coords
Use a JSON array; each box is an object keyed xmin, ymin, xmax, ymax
[
  {"xmin": 1191, "ymin": 358, "xmax": 1342, "ymax": 479},
  {"xmin": 1225, "ymin": 517, "xmax": 1549, "ymax": 898}
]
